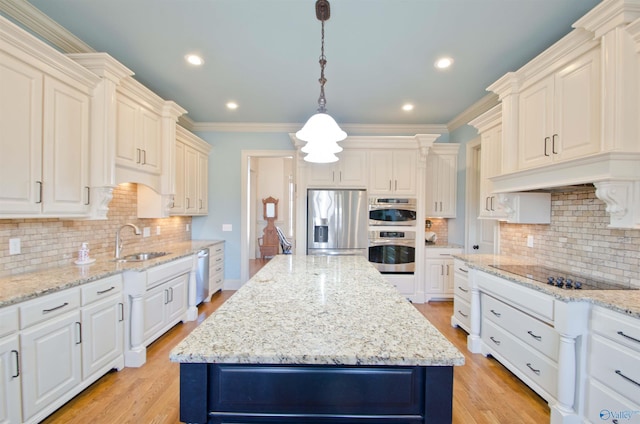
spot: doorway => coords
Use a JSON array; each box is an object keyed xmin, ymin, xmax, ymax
[
  {"xmin": 465, "ymin": 138, "xmax": 498, "ymax": 254},
  {"xmin": 240, "ymin": 150, "xmax": 296, "ymax": 283}
]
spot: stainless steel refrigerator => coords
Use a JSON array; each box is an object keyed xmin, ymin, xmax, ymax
[{"xmin": 307, "ymin": 189, "xmax": 368, "ymax": 256}]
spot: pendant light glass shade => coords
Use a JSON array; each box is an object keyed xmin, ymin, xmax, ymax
[
  {"xmin": 303, "ymin": 150, "xmax": 339, "ymax": 163},
  {"xmin": 296, "ymin": 112, "xmax": 347, "ymax": 145}
]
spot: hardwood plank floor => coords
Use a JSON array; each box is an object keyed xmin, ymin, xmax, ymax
[{"xmin": 42, "ymin": 295, "xmax": 549, "ymax": 424}]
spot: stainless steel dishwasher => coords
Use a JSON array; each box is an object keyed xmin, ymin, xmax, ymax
[{"xmin": 196, "ymin": 248, "xmax": 210, "ymax": 304}]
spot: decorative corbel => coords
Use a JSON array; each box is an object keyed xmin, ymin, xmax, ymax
[
  {"xmin": 415, "ymin": 134, "xmax": 439, "ymax": 166},
  {"xmin": 594, "ymin": 180, "xmax": 640, "ymax": 228},
  {"xmin": 88, "ymin": 186, "xmax": 114, "ymax": 220}
]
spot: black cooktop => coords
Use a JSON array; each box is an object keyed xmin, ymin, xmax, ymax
[{"xmin": 488, "ymin": 264, "xmax": 636, "ymax": 290}]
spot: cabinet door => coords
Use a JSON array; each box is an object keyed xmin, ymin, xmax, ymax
[
  {"xmin": 166, "ymin": 273, "xmax": 189, "ymax": 324},
  {"xmin": 115, "ymin": 94, "xmax": 139, "ymax": 169},
  {"xmin": 554, "ymin": 48, "xmax": 600, "ymax": 162},
  {"xmin": 518, "ymin": 76, "xmax": 554, "ymax": 170},
  {"xmin": 479, "ymin": 128, "xmax": 507, "ymax": 219},
  {"xmin": 81, "ymin": 297, "xmax": 123, "ymax": 380},
  {"xmin": 426, "ymin": 153, "xmax": 457, "ymax": 218},
  {"xmin": 425, "ymin": 260, "xmax": 444, "ymax": 294},
  {"xmin": 41, "ymin": 76, "xmax": 90, "ymax": 215},
  {"xmin": 391, "ymin": 151, "xmax": 416, "ymax": 195},
  {"xmin": 0, "ymin": 335, "xmax": 21, "ymax": 424},
  {"xmin": 184, "ymin": 146, "xmax": 198, "ymax": 214},
  {"xmin": 197, "ymin": 151, "xmax": 209, "ymax": 214},
  {"xmin": 142, "ymin": 285, "xmax": 167, "ymax": 344},
  {"xmin": 368, "ymin": 151, "xmax": 394, "ymax": 194},
  {"xmin": 139, "ymin": 107, "xmax": 161, "ymax": 174},
  {"xmin": 172, "ymin": 141, "xmax": 186, "ymax": 213},
  {"xmin": 306, "ymin": 163, "xmax": 337, "ymax": 187},
  {"xmin": 20, "ymin": 311, "xmax": 82, "ymax": 422},
  {"xmin": 0, "ymin": 51, "xmax": 43, "ymax": 215},
  {"xmin": 443, "ymin": 261, "xmax": 454, "ymax": 295},
  {"xmin": 337, "ymin": 150, "xmax": 367, "ymax": 187}
]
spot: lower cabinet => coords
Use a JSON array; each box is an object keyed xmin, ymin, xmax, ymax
[
  {"xmin": 0, "ymin": 307, "xmax": 20, "ymax": 424},
  {"xmin": 450, "ymin": 259, "xmax": 470, "ymax": 333},
  {"xmin": 142, "ymin": 273, "xmax": 188, "ymax": 346},
  {"xmin": 208, "ymin": 242, "xmax": 225, "ymax": 298},
  {"xmin": 424, "ymin": 248, "xmax": 462, "ymax": 302}
]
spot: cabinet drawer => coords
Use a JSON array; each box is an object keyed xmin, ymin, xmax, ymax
[
  {"xmin": 0, "ymin": 306, "xmax": 18, "ymax": 337},
  {"xmin": 453, "ymin": 297, "xmax": 470, "ymax": 331},
  {"xmin": 585, "ymin": 378, "xmax": 640, "ymax": 424},
  {"xmin": 20, "ymin": 288, "xmax": 80, "ymax": 329},
  {"xmin": 210, "ymin": 243, "xmax": 224, "ymax": 256},
  {"xmin": 81, "ymin": 274, "xmax": 123, "ymax": 306},
  {"xmin": 147, "ymin": 255, "xmax": 193, "ymax": 289},
  {"xmin": 477, "ymin": 270, "xmax": 554, "ymax": 323},
  {"xmin": 482, "ymin": 293, "xmax": 559, "ymax": 361},
  {"xmin": 425, "ymin": 248, "xmax": 463, "ymax": 259},
  {"xmin": 589, "ymin": 334, "xmax": 640, "ymax": 403},
  {"xmin": 482, "ymin": 319, "xmax": 558, "ymax": 398},
  {"xmin": 453, "ymin": 278, "xmax": 470, "ymax": 302},
  {"xmin": 591, "ymin": 306, "xmax": 640, "ymax": 353}
]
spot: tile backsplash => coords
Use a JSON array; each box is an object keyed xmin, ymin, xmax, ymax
[
  {"xmin": 0, "ymin": 183, "xmax": 192, "ymax": 277},
  {"xmin": 500, "ymin": 186, "xmax": 640, "ymax": 288}
]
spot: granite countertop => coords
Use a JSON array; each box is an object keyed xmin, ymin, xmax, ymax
[
  {"xmin": 170, "ymin": 255, "xmax": 465, "ymax": 367},
  {"xmin": 454, "ymin": 254, "xmax": 640, "ymax": 319},
  {"xmin": 0, "ymin": 239, "xmax": 224, "ymax": 308}
]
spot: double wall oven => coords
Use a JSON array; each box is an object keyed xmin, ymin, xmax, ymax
[{"xmin": 368, "ymin": 197, "xmax": 417, "ymax": 274}]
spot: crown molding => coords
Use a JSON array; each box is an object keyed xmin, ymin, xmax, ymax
[
  {"xmin": 446, "ymin": 93, "xmax": 499, "ymax": 132},
  {"xmin": 191, "ymin": 122, "xmax": 448, "ymax": 135},
  {"xmin": 0, "ymin": 0, "xmax": 93, "ymax": 53}
]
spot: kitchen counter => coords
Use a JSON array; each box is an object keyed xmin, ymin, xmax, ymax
[
  {"xmin": 455, "ymin": 254, "xmax": 640, "ymax": 319},
  {"xmin": 0, "ymin": 239, "xmax": 223, "ymax": 308},
  {"xmin": 170, "ymin": 255, "xmax": 464, "ymax": 423}
]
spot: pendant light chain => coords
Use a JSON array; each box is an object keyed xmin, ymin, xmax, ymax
[{"xmin": 318, "ymin": 18, "xmax": 327, "ymax": 113}]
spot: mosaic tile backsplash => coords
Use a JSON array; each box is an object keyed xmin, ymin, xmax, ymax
[
  {"xmin": 0, "ymin": 184, "xmax": 192, "ymax": 277},
  {"xmin": 500, "ymin": 186, "xmax": 640, "ymax": 289}
]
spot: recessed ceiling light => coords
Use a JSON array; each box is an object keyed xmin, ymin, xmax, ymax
[
  {"xmin": 434, "ymin": 57, "xmax": 453, "ymax": 70},
  {"xmin": 226, "ymin": 102, "xmax": 238, "ymax": 110},
  {"xmin": 402, "ymin": 104, "xmax": 414, "ymax": 112},
  {"xmin": 185, "ymin": 54, "xmax": 204, "ymax": 66}
]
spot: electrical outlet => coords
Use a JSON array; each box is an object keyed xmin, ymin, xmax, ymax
[
  {"xmin": 9, "ymin": 238, "xmax": 21, "ymax": 255},
  {"xmin": 156, "ymin": 226, "xmax": 161, "ymax": 236},
  {"xmin": 222, "ymin": 224, "xmax": 232, "ymax": 232},
  {"xmin": 143, "ymin": 227, "xmax": 151, "ymax": 238},
  {"xmin": 527, "ymin": 235, "xmax": 534, "ymax": 248},
  {"xmin": 186, "ymin": 223, "xmax": 190, "ymax": 232}
]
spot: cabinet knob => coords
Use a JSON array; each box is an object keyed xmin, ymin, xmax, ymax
[{"xmin": 472, "ymin": 245, "xmax": 479, "ymax": 250}]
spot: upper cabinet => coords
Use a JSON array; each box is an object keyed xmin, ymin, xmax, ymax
[
  {"xmin": 369, "ymin": 150, "xmax": 417, "ymax": 196},
  {"xmin": 0, "ymin": 20, "xmax": 99, "ymax": 219},
  {"xmin": 115, "ymin": 91, "xmax": 162, "ymax": 175},
  {"xmin": 517, "ymin": 47, "xmax": 600, "ymax": 170},
  {"xmin": 425, "ymin": 144, "xmax": 459, "ymax": 218},
  {"xmin": 306, "ymin": 150, "xmax": 368, "ymax": 188},
  {"xmin": 171, "ymin": 126, "xmax": 211, "ymax": 216}
]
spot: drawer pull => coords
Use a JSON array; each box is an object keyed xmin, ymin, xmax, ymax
[
  {"xmin": 76, "ymin": 322, "xmax": 82, "ymax": 345},
  {"xmin": 42, "ymin": 302, "xmax": 69, "ymax": 314},
  {"xmin": 458, "ymin": 286, "xmax": 469, "ymax": 293},
  {"xmin": 489, "ymin": 336, "xmax": 501, "ymax": 346},
  {"xmin": 458, "ymin": 267, "xmax": 468, "ymax": 273},
  {"xmin": 11, "ymin": 350, "xmax": 19, "ymax": 378},
  {"xmin": 527, "ymin": 330, "xmax": 542, "ymax": 341},
  {"xmin": 490, "ymin": 309, "xmax": 501, "ymax": 318},
  {"xmin": 526, "ymin": 363, "xmax": 541, "ymax": 375},
  {"xmin": 615, "ymin": 370, "xmax": 640, "ymax": 387},
  {"xmin": 458, "ymin": 310, "xmax": 468, "ymax": 318},
  {"xmin": 97, "ymin": 286, "xmax": 116, "ymax": 295},
  {"xmin": 617, "ymin": 331, "xmax": 640, "ymax": 344}
]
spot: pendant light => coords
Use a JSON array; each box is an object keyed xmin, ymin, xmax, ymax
[{"xmin": 296, "ymin": 0, "xmax": 346, "ymax": 163}]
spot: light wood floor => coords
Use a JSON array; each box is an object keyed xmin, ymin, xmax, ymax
[{"xmin": 42, "ymin": 296, "xmax": 549, "ymax": 424}]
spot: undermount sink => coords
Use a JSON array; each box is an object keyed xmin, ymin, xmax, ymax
[{"xmin": 116, "ymin": 251, "xmax": 170, "ymax": 262}]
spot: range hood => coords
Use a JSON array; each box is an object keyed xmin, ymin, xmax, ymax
[{"xmin": 491, "ymin": 152, "xmax": 640, "ymax": 229}]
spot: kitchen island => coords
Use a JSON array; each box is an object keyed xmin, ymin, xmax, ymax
[{"xmin": 170, "ymin": 255, "xmax": 464, "ymax": 423}]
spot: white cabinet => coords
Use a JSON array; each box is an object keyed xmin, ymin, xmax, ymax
[
  {"xmin": 306, "ymin": 150, "xmax": 368, "ymax": 188},
  {"xmin": 0, "ymin": 307, "xmax": 20, "ymax": 424},
  {"xmin": 425, "ymin": 144, "xmax": 458, "ymax": 218},
  {"xmin": 450, "ymin": 259, "xmax": 470, "ymax": 333},
  {"xmin": 0, "ymin": 50, "xmax": 94, "ymax": 218},
  {"xmin": 142, "ymin": 272, "xmax": 188, "ymax": 346},
  {"xmin": 207, "ymin": 242, "xmax": 225, "ymax": 298},
  {"xmin": 424, "ymin": 248, "xmax": 462, "ymax": 302},
  {"xmin": 19, "ymin": 288, "xmax": 82, "ymax": 422},
  {"xmin": 80, "ymin": 275, "xmax": 124, "ymax": 381},
  {"xmin": 517, "ymin": 47, "xmax": 600, "ymax": 170},
  {"xmin": 369, "ymin": 150, "xmax": 416, "ymax": 195},
  {"xmin": 585, "ymin": 306, "xmax": 640, "ymax": 424},
  {"xmin": 115, "ymin": 91, "xmax": 162, "ymax": 175},
  {"xmin": 172, "ymin": 126, "xmax": 211, "ymax": 216}
]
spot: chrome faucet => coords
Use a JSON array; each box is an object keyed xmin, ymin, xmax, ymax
[{"xmin": 115, "ymin": 223, "xmax": 141, "ymax": 259}]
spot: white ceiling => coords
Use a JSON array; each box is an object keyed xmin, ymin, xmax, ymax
[{"xmin": 20, "ymin": 0, "xmax": 601, "ymax": 127}]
